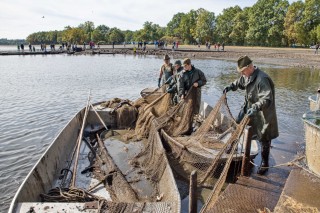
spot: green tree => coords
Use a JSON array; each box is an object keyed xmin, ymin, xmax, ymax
[
  {"xmin": 133, "ymin": 29, "xmax": 148, "ymax": 42},
  {"xmin": 301, "ymin": 0, "xmax": 320, "ymax": 44},
  {"xmin": 284, "ymin": 1, "xmax": 305, "ymax": 45},
  {"xmin": 78, "ymin": 21, "xmax": 95, "ymax": 41},
  {"xmin": 316, "ymin": 25, "xmax": 320, "ymax": 41},
  {"xmin": 166, "ymin": 12, "xmax": 185, "ymax": 38},
  {"xmin": 178, "ymin": 9, "xmax": 198, "ymax": 44},
  {"xmin": 229, "ymin": 8, "xmax": 249, "ymax": 45},
  {"xmin": 92, "ymin": 29, "xmax": 105, "ymax": 42},
  {"xmin": 215, "ymin": 6, "xmax": 242, "ymax": 44},
  {"xmin": 193, "ymin": 8, "xmax": 215, "ymax": 43},
  {"xmin": 268, "ymin": 0, "xmax": 289, "ymax": 46},
  {"xmin": 246, "ymin": 0, "xmax": 289, "ymax": 46},
  {"xmin": 107, "ymin": 27, "xmax": 125, "ymax": 43},
  {"xmin": 62, "ymin": 28, "xmax": 87, "ymax": 44},
  {"xmin": 123, "ymin": 30, "xmax": 134, "ymax": 42}
]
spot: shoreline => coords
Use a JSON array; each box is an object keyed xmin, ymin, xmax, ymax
[{"xmin": 1, "ymin": 45, "xmax": 319, "ymax": 69}]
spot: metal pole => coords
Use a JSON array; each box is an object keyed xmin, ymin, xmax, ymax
[
  {"xmin": 189, "ymin": 170, "xmax": 197, "ymax": 213},
  {"xmin": 241, "ymin": 126, "xmax": 253, "ymax": 176}
]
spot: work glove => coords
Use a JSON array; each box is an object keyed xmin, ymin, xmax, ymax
[
  {"xmin": 247, "ymin": 108, "xmax": 257, "ymax": 117},
  {"xmin": 158, "ymin": 78, "xmax": 161, "ymax": 88},
  {"xmin": 223, "ymin": 86, "xmax": 231, "ymax": 94}
]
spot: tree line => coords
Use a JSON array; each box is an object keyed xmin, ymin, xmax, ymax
[{"xmin": 22, "ymin": 0, "xmax": 320, "ymax": 47}]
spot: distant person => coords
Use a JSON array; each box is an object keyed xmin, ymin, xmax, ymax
[
  {"xmin": 315, "ymin": 43, "xmax": 319, "ymax": 54},
  {"xmin": 223, "ymin": 55, "xmax": 279, "ymax": 175},
  {"xmin": 112, "ymin": 41, "xmax": 115, "ymax": 49},
  {"xmin": 222, "ymin": 42, "xmax": 225, "ymax": 51},
  {"xmin": 17, "ymin": 44, "xmax": 20, "ymax": 51},
  {"xmin": 217, "ymin": 42, "xmax": 220, "ymax": 51},
  {"xmin": 29, "ymin": 43, "xmax": 32, "ymax": 52},
  {"xmin": 20, "ymin": 44, "xmax": 24, "ymax": 52},
  {"xmin": 158, "ymin": 54, "xmax": 174, "ymax": 92},
  {"xmin": 32, "ymin": 46, "xmax": 35, "ymax": 52},
  {"xmin": 178, "ymin": 58, "xmax": 207, "ymax": 114}
]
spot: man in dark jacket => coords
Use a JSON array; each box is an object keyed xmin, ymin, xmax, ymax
[
  {"xmin": 178, "ymin": 58, "xmax": 207, "ymax": 114},
  {"xmin": 223, "ymin": 55, "xmax": 279, "ymax": 175}
]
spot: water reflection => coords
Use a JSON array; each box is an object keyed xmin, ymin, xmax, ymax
[{"xmin": 0, "ymin": 55, "xmax": 319, "ymax": 211}]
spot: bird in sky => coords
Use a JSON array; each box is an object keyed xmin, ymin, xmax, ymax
[{"xmin": 42, "ymin": 16, "xmax": 45, "ymax": 18}]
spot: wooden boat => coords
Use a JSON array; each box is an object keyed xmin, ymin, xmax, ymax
[{"xmin": 9, "ymin": 100, "xmax": 181, "ymax": 213}]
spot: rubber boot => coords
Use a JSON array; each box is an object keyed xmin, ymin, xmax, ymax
[{"xmin": 257, "ymin": 141, "xmax": 271, "ymax": 175}]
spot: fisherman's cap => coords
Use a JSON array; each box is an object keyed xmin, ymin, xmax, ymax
[
  {"xmin": 237, "ymin": 55, "xmax": 252, "ymax": 72},
  {"xmin": 163, "ymin": 54, "xmax": 170, "ymax": 60},
  {"xmin": 174, "ymin": 60, "xmax": 182, "ymax": 66},
  {"xmin": 182, "ymin": 58, "xmax": 191, "ymax": 65}
]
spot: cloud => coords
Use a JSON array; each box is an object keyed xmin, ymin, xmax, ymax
[{"xmin": 0, "ymin": 0, "xmax": 296, "ymax": 39}]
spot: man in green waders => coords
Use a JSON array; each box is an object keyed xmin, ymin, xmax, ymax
[
  {"xmin": 158, "ymin": 54, "xmax": 174, "ymax": 92},
  {"xmin": 223, "ymin": 55, "xmax": 279, "ymax": 175}
]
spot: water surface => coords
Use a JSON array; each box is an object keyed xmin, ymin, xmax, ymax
[{"xmin": 0, "ymin": 53, "xmax": 319, "ymax": 212}]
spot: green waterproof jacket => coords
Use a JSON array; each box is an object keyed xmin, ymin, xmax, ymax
[
  {"xmin": 178, "ymin": 65, "xmax": 207, "ymax": 113},
  {"xmin": 230, "ymin": 67, "xmax": 279, "ymax": 141}
]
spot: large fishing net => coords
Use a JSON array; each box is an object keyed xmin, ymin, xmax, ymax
[
  {"xmin": 131, "ymin": 86, "xmax": 251, "ymax": 212},
  {"xmin": 39, "ymin": 85, "xmax": 250, "ymax": 212}
]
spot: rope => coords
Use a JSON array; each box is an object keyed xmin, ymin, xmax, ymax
[{"xmin": 249, "ymin": 155, "xmax": 305, "ymax": 168}]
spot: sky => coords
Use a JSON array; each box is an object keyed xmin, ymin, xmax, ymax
[{"xmin": 0, "ymin": 0, "xmax": 295, "ymax": 40}]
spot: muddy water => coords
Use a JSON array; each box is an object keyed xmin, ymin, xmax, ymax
[
  {"xmin": 0, "ymin": 54, "xmax": 319, "ymax": 212},
  {"xmin": 100, "ymin": 130, "xmax": 155, "ymax": 200}
]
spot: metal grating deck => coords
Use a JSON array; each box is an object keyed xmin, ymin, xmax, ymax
[{"xmin": 206, "ymin": 176, "xmax": 283, "ymax": 212}]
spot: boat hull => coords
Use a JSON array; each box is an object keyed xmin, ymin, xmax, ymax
[{"xmin": 9, "ymin": 102, "xmax": 180, "ymax": 213}]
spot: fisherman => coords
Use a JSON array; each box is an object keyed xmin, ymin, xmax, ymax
[
  {"xmin": 166, "ymin": 60, "xmax": 184, "ymax": 104},
  {"xmin": 178, "ymin": 58, "xmax": 207, "ymax": 114},
  {"xmin": 158, "ymin": 54, "xmax": 174, "ymax": 92},
  {"xmin": 223, "ymin": 55, "xmax": 279, "ymax": 175}
]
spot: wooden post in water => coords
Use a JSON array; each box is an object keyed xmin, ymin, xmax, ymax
[
  {"xmin": 189, "ymin": 170, "xmax": 197, "ymax": 213},
  {"xmin": 241, "ymin": 126, "xmax": 253, "ymax": 177}
]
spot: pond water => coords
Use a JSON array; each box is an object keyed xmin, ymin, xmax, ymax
[{"xmin": 0, "ymin": 53, "xmax": 319, "ymax": 212}]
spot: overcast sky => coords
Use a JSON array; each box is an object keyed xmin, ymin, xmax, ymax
[{"xmin": 0, "ymin": 0, "xmax": 295, "ymax": 39}]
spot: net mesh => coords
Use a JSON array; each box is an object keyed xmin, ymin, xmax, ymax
[
  {"xmin": 132, "ymin": 88, "xmax": 251, "ymax": 212},
  {"xmin": 39, "ymin": 86, "xmax": 251, "ymax": 212}
]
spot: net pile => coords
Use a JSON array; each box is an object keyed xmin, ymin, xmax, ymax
[
  {"xmin": 133, "ymin": 88, "xmax": 251, "ymax": 211},
  {"xmin": 100, "ymin": 98, "xmax": 138, "ymax": 129}
]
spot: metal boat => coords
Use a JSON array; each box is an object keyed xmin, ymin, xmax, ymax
[{"xmin": 9, "ymin": 100, "xmax": 181, "ymax": 213}]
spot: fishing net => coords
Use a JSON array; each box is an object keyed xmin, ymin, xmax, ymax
[
  {"xmin": 133, "ymin": 87, "xmax": 251, "ymax": 211},
  {"xmin": 100, "ymin": 98, "xmax": 138, "ymax": 129},
  {"xmin": 134, "ymin": 92, "xmax": 172, "ymax": 139}
]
